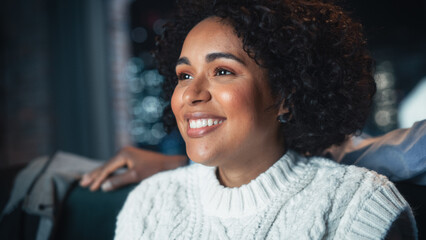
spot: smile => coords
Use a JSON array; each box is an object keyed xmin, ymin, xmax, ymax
[
  {"xmin": 186, "ymin": 115, "xmax": 226, "ymax": 138},
  {"xmin": 189, "ymin": 119, "xmax": 223, "ymax": 129}
]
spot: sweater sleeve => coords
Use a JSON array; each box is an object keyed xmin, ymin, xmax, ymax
[{"xmin": 334, "ymin": 174, "xmax": 418, "ymax": 240}]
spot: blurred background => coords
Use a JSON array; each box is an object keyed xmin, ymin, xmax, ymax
[{"xmin": 1, "ymin": 0, "xmax": 426, "ymax": 170}]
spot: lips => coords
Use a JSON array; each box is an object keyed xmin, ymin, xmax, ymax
[{"xmin": 184, "ymin": 113, "xmax": 226, "ymax": 138}]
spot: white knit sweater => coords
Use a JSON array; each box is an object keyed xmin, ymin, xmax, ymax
[{"xmin": 115, "ymin": 151, "xmax": 417, "ymax": 239}]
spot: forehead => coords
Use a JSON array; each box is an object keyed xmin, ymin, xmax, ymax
[
  {"xmin": 180, "ymin": 17, "xmax": 245, "ymax": 56},
  {"xmin": 188, "ymin": 17, "xmax": 235, "ymax": 38}
]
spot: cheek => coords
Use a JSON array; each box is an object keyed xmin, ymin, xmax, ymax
[
  {"xmin": 171, "ymin": 88, "xmax": 188, "ymax": 139},
  {"xmin": 171, "ymin": 87, "xmax": 181, "ymax": 118},
  {"xmin": 216, "ymin": 86, "xmax": 261, "ymax": 134},
  {"xmin": 217, "ymin": 85, "xmax": 258, "ymax": 115},
  {"xmin": 219, "ymin": 83, "xmax": 276, "ymax": 133}
]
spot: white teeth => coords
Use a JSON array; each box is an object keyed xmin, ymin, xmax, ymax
[
  {"xmin": 196, "ymin": 119, "xmax": 202, "ymax": 128},
  {"xmin": 189, "ymin": 118, "xmax": 224, "ymax": 129}
]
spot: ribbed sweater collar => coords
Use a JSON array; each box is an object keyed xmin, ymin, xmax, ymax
[{"xmin": 195, "ymin": 151, "xmax": 317, "ymax": 218}]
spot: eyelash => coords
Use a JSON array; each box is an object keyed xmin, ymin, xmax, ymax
[
  {"xmin": 177, "ymin": 73, "xmax": 193, "ymax": 81},
  {"xmin": 176, "ymin": 68, "xmax": 234, "ymax": 81},
  {"xmin": 214, "ymin": 68, "xmax": 234, "ymax": 76}
]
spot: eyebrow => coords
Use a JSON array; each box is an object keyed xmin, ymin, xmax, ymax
[
  {"xmin": 175, "ymin": 52, "xmax": 246, "ymax": 67},
  {"xmin": 176, "ymin": 57, "xmax": 190, "ymax": 66},
  {"xmin": 206, "ymin": 52, "xmax": 246, "ymax": 66}
]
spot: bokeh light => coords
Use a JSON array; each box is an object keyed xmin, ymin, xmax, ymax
[
  {"xmin": 372, "ymin": 61, "xmax": 398, "ymax": 132},
  {"xmin": 126, "ymin": 54, "xmax": 167, "ymax": 145},
  {"xmin": 131, "ymin": 27, "xmax": 148, "ymax": 43},
  {"xmin": 399, "ymin": 77, "xmax": 426, "ymax": 128}
]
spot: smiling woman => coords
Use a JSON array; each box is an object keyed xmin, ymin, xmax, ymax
[
  {"xmin": 171, "ymin": 18, "xmax": 285, "ymax": 186},
  {"xmin": 115, "ymin": 0, "xmax": 417, "ymax": 239}
]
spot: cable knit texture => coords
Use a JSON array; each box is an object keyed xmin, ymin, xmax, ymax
[{"xmin": 115, "ymin": 151, "xmax": 417, "ymax": 239}]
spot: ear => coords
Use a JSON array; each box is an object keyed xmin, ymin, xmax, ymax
[
  {"xmin": 277, "ymin": 100, "xmax": 289, "ymax": 116},
  {"xmin": 276, "ymin": 100, "xmax": 291, "ymax": 124}
]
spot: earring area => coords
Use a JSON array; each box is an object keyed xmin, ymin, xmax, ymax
[{"xmin": 277, "ymin": 113, "xmax": 291, "ymax": 124}]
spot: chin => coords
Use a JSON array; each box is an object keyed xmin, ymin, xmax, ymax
[{"xmin": 186, "ymin": 148, "xmax": 219, "ymax": 167}]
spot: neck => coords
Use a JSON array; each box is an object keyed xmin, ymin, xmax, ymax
[{"xmin": 216, "ymin": 144, "xmax": 286, "ymax": 188}]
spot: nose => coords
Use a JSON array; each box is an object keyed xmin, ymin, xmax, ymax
[{"xmin": 183, "ymin": 77, "xmax": 211, "ymax": 105}]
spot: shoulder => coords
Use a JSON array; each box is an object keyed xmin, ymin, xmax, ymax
[
  {"xmin": 138, "ymin": 164, "xmax": 190, "ymax": 189},
  {"xmin": 115, "ymin": 165, "xmax": 198, "ymax": 239},
  {"xmin": 123, "ymin": 163, "xmax": 198, "ymax": 204},
  {"xmin": 308, "ymin": 156, "xmax": 409, "ymax": 212},
  {"xmin": 306, "ymin": 157, "xmax": 417, "ymax": 239},
  {"xmin": 309, "ymin": 155, "xmax": 391, "ymax": 187}
]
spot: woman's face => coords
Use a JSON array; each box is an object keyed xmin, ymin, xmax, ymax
[{"xmin": 171, "ymin": 17, "xmax": 284, "ymax": 168}]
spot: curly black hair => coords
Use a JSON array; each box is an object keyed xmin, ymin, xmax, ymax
[{"xmin": 154, "ymin": 0, "xmax": 376, "ymax": 156}]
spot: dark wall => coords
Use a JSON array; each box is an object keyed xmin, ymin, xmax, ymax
[
  {"xmin": 1, "ymin": 0, "xmax": 52, "ymax": 167},
  {"xmin": 1, "ymin": 0, "xmax": 115, "ymax": 168},
  {"xmin": 47, "ymin": 0, "xmax": 114, "ymax": 160}
]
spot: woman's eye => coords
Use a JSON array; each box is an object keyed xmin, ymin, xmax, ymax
[
  {"xmin": 215, "ymin": 68, "xmax": 233, "ymax": 76},
  {"xmin": 177, "ymin": 73, "xmax": 193, "ymax": 80}
]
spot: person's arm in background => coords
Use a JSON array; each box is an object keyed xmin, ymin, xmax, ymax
[
  {"xmin": 325, "ymin": 119, "xmax": 426, "ymax": 185},
  {"xmin": 79, "ymin": 146, "xmax": 187, "ymax": 191}
]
